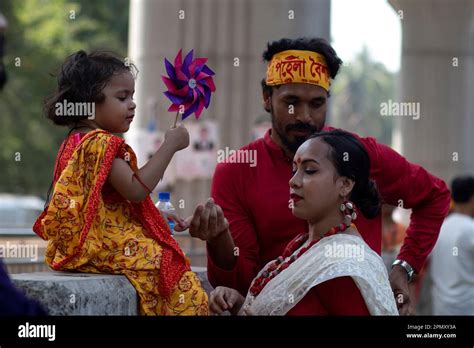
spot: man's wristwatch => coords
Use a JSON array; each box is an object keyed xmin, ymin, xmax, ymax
[{"xmin": 392, "ymin": 259, "xmax": 415, "ymax": 282}]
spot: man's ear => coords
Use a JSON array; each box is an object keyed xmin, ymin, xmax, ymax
[{"xmin": 262, "ymin": 89, "xmax": 271, "ymax": 113}]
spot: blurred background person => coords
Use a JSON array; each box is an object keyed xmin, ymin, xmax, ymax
[
  {"xmin": 381, "ymin": 205, "xmax": 430, "ymax": 314},
  {"xmin": 381, "ymin": 205, "xmax": 406, "ymax": 269},
  {"xmin": 430, "ymin": 175, "xmax": 474, "ymax": 315}
]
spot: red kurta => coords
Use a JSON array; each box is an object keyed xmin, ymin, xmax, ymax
[{"xmin": 208, "ymin": 127, "xmax": 450, "ymax": 297}]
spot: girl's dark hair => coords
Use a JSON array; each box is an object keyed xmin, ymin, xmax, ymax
[
  {"xmin": 309, "ymin": 130, "xmax": 381, "ymax": 219},
  {"xmin": 261, "ymin": 37, "xmax": 343, "ymax": 97},
  {"xmin": 43, "ymin": 50, "xmax": 137, "ymax": 209},
  {"xmin": 44, "ymin": 50, "xmax": 137, "ymax": 126}
]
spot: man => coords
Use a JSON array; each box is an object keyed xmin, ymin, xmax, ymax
[
  {"xmin": 179, "ymin": 37, "xmax": 450, "ymax": 315},
  {"xmin": 430, "ymin": 176, "xmax": 474, "ymax": 315}
]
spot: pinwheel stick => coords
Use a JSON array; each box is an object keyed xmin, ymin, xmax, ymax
[{"xmin": 173, "ymin": 111, "xmax": 179, "ymax": 128}]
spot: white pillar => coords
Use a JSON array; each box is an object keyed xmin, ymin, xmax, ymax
[
  {"xmin": 128, "ymin": 0, "xmax": 331, "ymax": 217},
  {"xmin": 390, "ymin": 0, "xmax": 474, "ymax": 183}
]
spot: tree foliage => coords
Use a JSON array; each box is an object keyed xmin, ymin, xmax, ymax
[
  {"xmin": 0, "ymin": 0, "xmax": 129, "ymax": 196},
  {"xmin": 330, "ymin": 46, "xmax": 396, "ymax": 146}
]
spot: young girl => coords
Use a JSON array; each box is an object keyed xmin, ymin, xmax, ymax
[{"xmin": 33, "ymin": 50, "xmax": 208, "ymax": 315}]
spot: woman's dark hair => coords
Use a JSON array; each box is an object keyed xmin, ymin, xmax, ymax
[
  {"xmin": 308, "ymin": 130, "xmax": 381, "ymax": 219},
  {"xmin": 44, "ymin": 50, "xmax": 137, "ymax": 126},
  {"xmin": 451, "ymin": 176, "xmax": 474, "ymax": 203},
  {"xmin": 261, "ymin": 37, "xmax": 343, "ymax": 97}
]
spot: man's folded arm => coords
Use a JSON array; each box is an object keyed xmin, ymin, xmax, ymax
[{"xmin": 362, "ymin": 136, "xmax": 451, "ymax": 273}]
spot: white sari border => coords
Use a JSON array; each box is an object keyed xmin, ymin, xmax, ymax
[{"xmin": 240, "ymin": 233, "xmax": 399, "ymax": 316}]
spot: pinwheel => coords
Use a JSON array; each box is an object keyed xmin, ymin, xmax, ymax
[{"xmin": 162, "ymin": 49, "xmax": 216, "ymax": 127}]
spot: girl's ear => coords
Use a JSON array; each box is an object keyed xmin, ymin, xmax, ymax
[{"xmin": 337, "ymin": 176, "xmax": 355, "ymax": 198}]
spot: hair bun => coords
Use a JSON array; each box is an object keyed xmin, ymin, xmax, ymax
[
  {"xmin": 356, "ymin": 179, "xmax": 381, "ymax": 219},
  {"xmin": 73, "ymin": 50, "xmax": 88, "ymax": 62}
]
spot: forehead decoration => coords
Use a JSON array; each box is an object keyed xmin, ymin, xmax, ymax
[{"xmin": 266, "ymin": 50, "xmax": 331, "ymax": 91}]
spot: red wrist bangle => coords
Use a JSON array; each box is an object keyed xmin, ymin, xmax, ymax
[{"xmin": 132, "ymin": 172, "xmax": 153, "ymax": 195}]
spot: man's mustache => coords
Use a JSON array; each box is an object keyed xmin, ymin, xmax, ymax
[{"xmin": 285, "ymin": 123, "xmax": 318, "ymax": 134}]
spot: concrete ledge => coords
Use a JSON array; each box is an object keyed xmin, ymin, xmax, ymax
[
  {"xmin": 11, "ymin": 272, "xmax": 138, "ymax": 315},
  {"xmin": 11, "ymin": 267, "xmax": 212, "ymax": 315}
]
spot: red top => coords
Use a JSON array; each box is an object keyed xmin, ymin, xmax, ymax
[
  {"xmin": 208, "ymin": 127, "xmax": 450, "ymax": 297},
  {"xmin": 287, "ymin": 276, "xmax": 370, "ymax": 315},
  {"xmin": 266, "ymin": 234, "xmax": 370, "ymax": 316}
]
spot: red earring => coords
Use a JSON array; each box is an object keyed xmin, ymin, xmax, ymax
[{"xmin": 340, "ymin": 198, "xmax": 357, "ymax": 223}]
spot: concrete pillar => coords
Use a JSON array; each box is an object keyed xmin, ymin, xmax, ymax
[
  {"xmin": 390, "ymin": 0, "xmax": 474, "ymax": 183},
  {"xmin": 128, "ymin": 0, "xmax": 331, "ymax": 218}
]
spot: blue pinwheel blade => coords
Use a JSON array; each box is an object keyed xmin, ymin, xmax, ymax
[
  {"xmin": 182, "ymin": 99, "xmax": 199, "ymax": 119},
  {"xmin": 164, "ymin": 58, "xmax": 176, "ymax": 80},
  {"xmin": 202, "ymin": 65, "xmax": 215, "ymax": 76},
  {"xmin": 203, "ymin": 85, "xmax": 212, "ymax": 108},
  {"xmin": 182, "ymin": 49, "xmax": 194, "ymax": 78},
  {"xmin": 164, "ymin": 91, "xmax": 187, "ymax": 105},
  {"xmin": 194, "ymin": 64, "xmax": 205, "ymax": 76}
]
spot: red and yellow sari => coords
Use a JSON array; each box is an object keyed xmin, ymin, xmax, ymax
[{"xmin": 33, "ymin": 129, "xmax": 208, "ymax": 315}]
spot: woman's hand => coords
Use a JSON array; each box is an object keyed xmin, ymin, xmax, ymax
[{"xmin": 209, "ymin": 286, "xmax": 245, "ymax": 315}]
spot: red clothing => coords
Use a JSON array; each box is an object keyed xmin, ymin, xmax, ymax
[
  {"xmin": 208, "ymin": 128, "xmax": 450, "ymax": 296},
  {"xmin": 287, "ymin": 277, "xmax": 370, "ymax": 315},
  {"xmin": 277, "ymin": 238, "xmax": 369, "ymax": 315}
]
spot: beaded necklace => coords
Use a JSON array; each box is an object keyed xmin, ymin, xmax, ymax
[{"xmin": 249, "ymin": 222, "xmax": 355, "ymax": 297}]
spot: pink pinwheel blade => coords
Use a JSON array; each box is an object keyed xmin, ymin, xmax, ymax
[
  {"xmin": 195, "ymin": 97, "xmax": 206, "ymax": 119},
  {"xmin": 174, "ymin": 49, "xmax": 183, "ymax": 70},
  {"xmin": 188, "ymin": 58, "xmax": 208, "ymax": 76}
]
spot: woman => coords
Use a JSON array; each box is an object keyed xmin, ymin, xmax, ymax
[{"xmin": 209, "ymin": 130, "xmax": 398, "ymax": 315}]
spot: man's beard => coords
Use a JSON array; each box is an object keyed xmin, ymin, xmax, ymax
[{"xmin": 270, "ymin": 110, "xmax": 323, "ymax": 154}]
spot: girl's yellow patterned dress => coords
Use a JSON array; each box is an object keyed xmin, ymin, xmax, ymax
[{"xmin": 33, "ymin": 129, "xmax": 208, "ymax": 315}]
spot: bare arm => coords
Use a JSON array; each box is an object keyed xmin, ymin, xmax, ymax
[
  {"xmin": 207, "ymin": 225, "xmax": 237, "ymax": 270},
  {"xmin": 181, "ymin": 159, "xmax": 261, "ymax": 294},
  {"xmin": 107, "ymin": 124, "xmax": 189, "ymax": 202}
]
